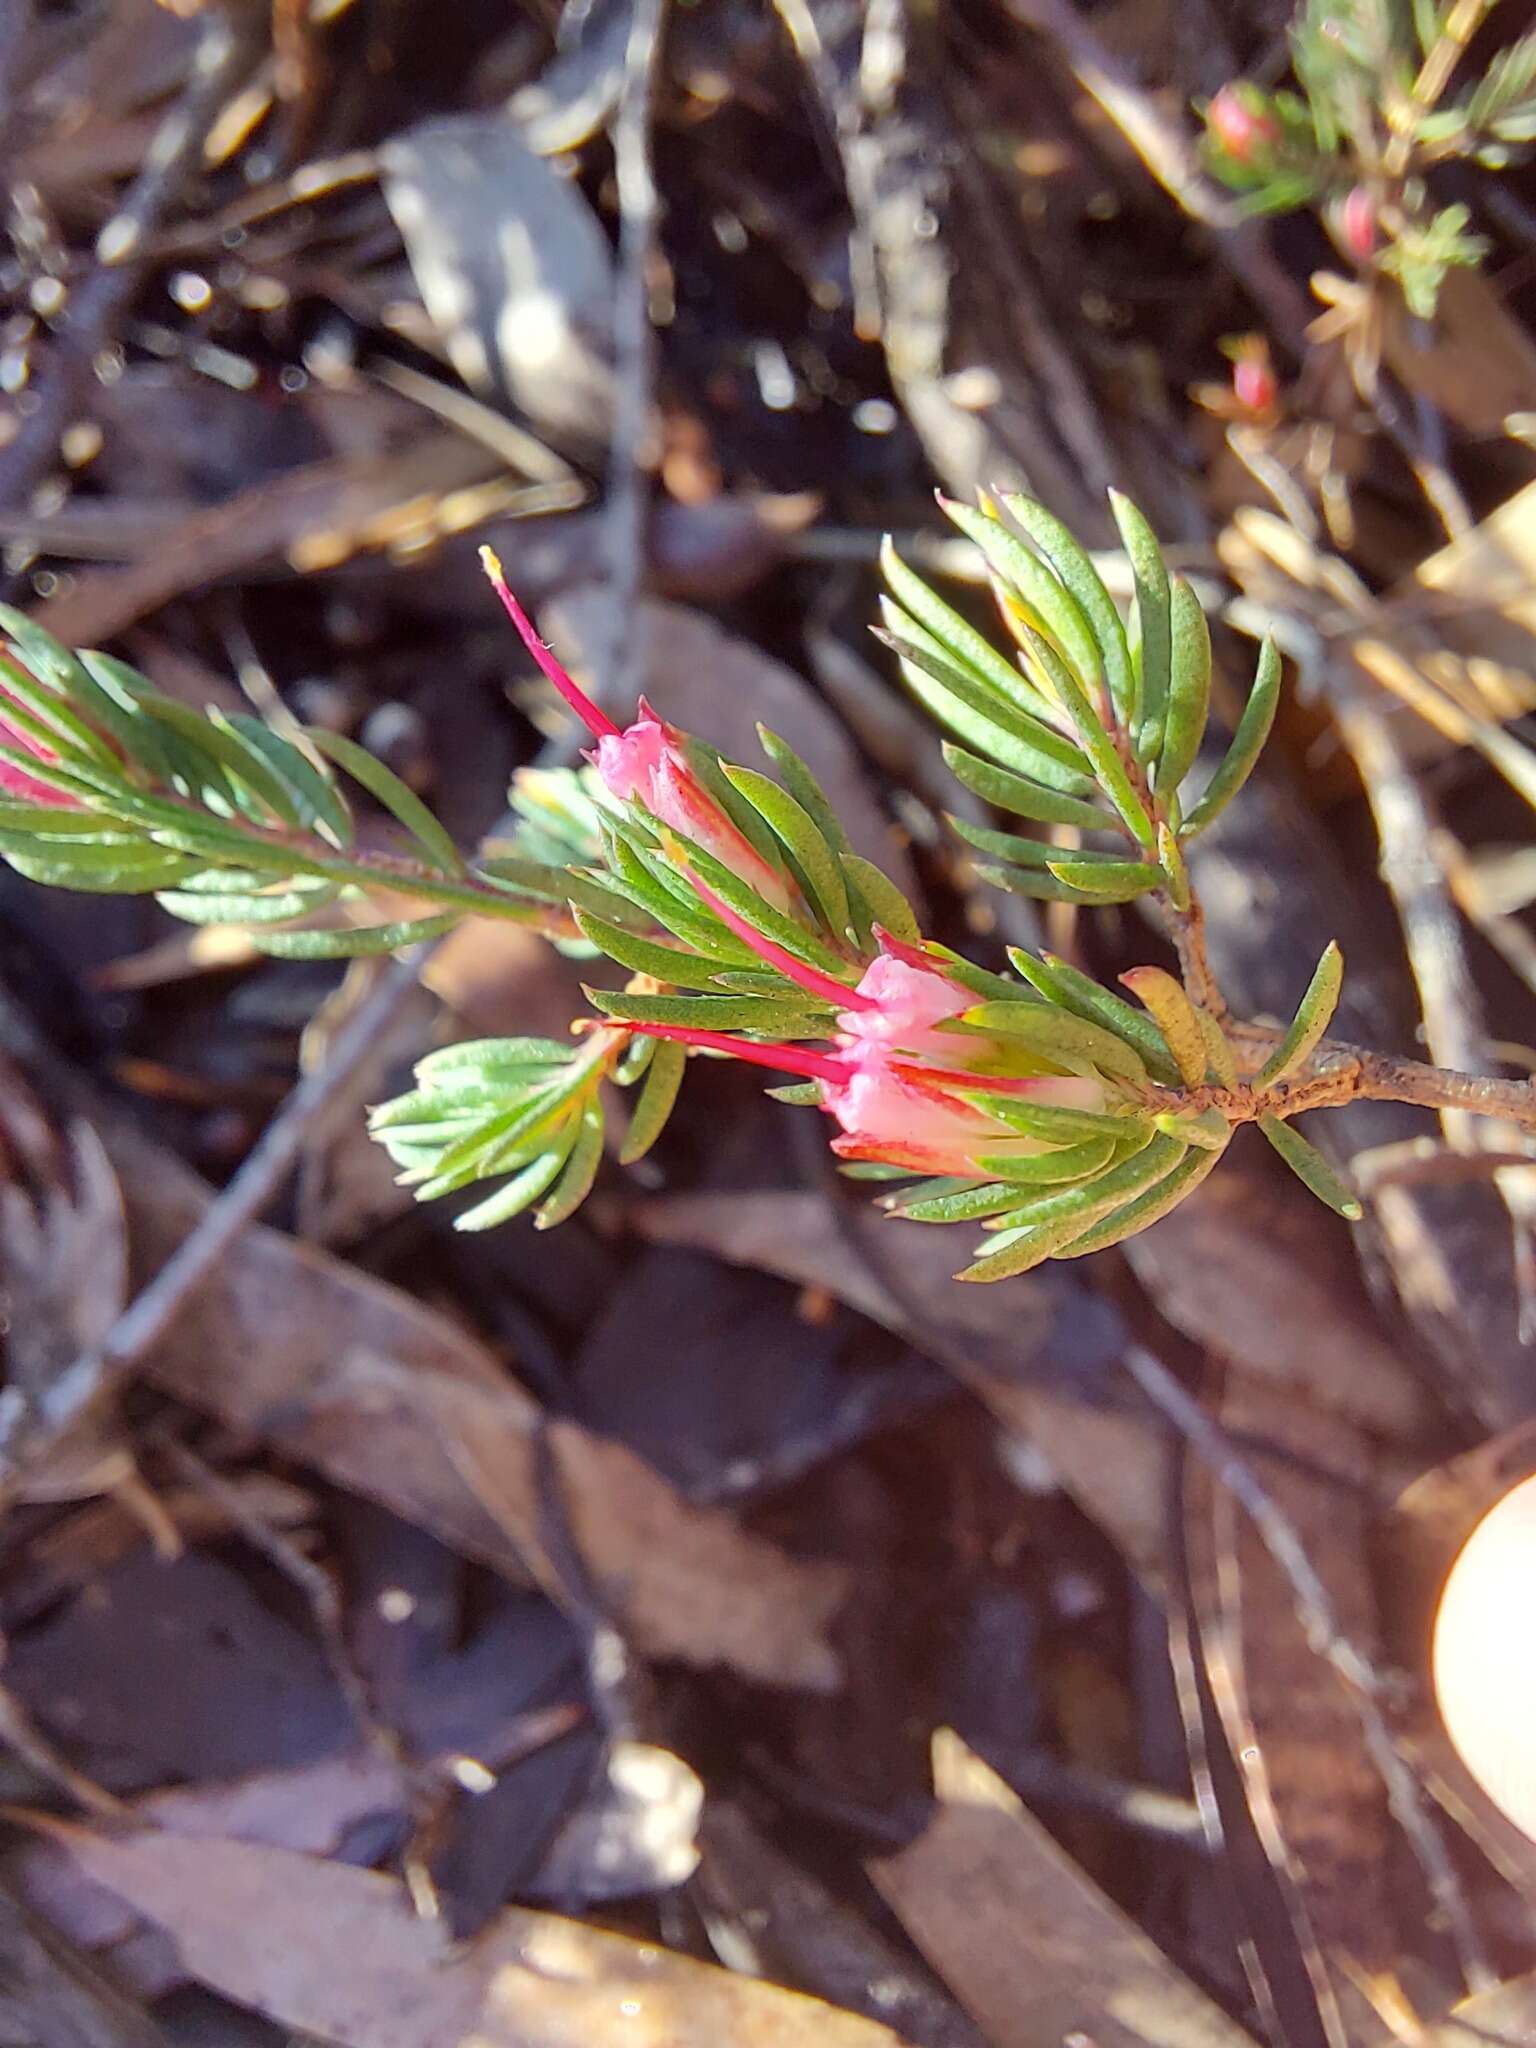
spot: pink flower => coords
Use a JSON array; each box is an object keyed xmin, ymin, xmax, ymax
[
  {"xmin": 836, "ymin": 953, "xmax": 970, "ymax": 1055},
  {"xmin": 479, "ymin": 547, "xmax": 790, "ymax": 911},
  {"xmin": 593, "ymin": 703, "xmax": 791, "ymax": 911},
  {"xmin": 824, "ymin": 1046, "xmax": 1103, "ymax": 1174}
]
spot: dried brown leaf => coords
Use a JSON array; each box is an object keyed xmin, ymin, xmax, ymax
[
  {"xmin": 868, "ymin": 1732, "xmax": 1261, "ymax": 2048},
  {"xmin": 95, "ymin": 1118, "xmax": 844, "ymax": 1690},
  {"xmin": 21, "ymin": 1825, "xmax": 906, "ymax": 2048},
  {"xmin": 633, "ymin": 1188, "xmax": 1171, "ymax": 1588}
]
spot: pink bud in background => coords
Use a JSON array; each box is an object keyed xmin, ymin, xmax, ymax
[
  {"xmin": 1206, "ymin": 85, "xmax": 1279, "ymax": 163},
  {"xmin": 1231, "ymin": 339, "xmax": 1278, "ymax": 416},
  {"xmin": 1340, "ymin": 185, "xmax": 1377, "ymax": 259}
]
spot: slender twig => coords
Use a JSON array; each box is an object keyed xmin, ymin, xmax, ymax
[{"xmin": 1330, "ymin": 676, "xmax": 1490, "ymax": 1147}]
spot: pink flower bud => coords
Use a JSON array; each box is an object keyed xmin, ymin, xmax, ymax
[
  {"xmin": 0, "ymin": 686, "xmax": 79, "ymax": 804},
  {"xmin": 595, "ymin": 703, "xmax": 791, "ymax": 912},
  {"xmin": 1339, "ymin": 185, "xmax": 1377, "ymax": 259},
  {"xmin": 1232, "ymin": 345, "xmax": 1278, "ymax": 417},
  {"xmin": 478, "ymin": 549, "xmax": 792, "ymax": 913},
  {"xmin": 1207, "ymin": 85, "xmax": 1279, "ymax": 163}
]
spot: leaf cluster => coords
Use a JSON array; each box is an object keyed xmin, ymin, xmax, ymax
[{"xmin": 883, "ymin": 493, "xmax": 1278, "ymax": 911}]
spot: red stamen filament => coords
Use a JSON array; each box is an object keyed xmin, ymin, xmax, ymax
[
  {"xmin": 479, "ymin": 546, "xmax": 622, "ymax": 741},
  {"xmin": 611, "ymin": 1022, "xmax": 848, "ymax": 1083}
]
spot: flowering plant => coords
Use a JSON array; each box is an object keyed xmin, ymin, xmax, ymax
[
  {"xmin": 4, "ymin": 491, "xmax": 1534, "ymax": 1273},
  {"xmin": 1199, "ymin": 0, "xmax": 1526, "ymax": 318}
]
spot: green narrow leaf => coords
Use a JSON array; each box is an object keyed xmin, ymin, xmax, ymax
[
  {"xmin": 310, "ymin": 729, "xmax": 464, "ymax": 875},
  {"xmin": 132, "ymin": 694, "xmax": 282, "ymax": 820},
  {"xmin": 418, "ymin": 1085, "xmax": 578, "ymax": 1195},
  {"xmin": 959, "ymin": 1133, "xmax": 1188, "ymax": 1278},
  {"xmin": 839, "ymin": 852, "xmax": 921, "ymax": 945},
  {"xmin": 1180, "ymin": 638, "xmax": 1281, "ymax": 836},
  {"xmin": 886, "ymin": 1179, "xmax": 1019, "ymax": 1222},
  {"xmin": 451, "ymin": 1147, "xmax": 571, "ymax": 1232},
  {"xmin": 764, "ymin": 1080, "xmax": 823, "ymax": 1105},
  {"xmin": 1110, "ymin": 491, "xmax": 1172, "ymax": 763},
  {"xmin": 955, "ymin": 1209, "xmax": 1103, "ymax": 1281},
  {"xmin": 227, "ymin": 716, "xmax": 354, "ymax": 846},
  {"xmin": 974, "ymin": 861, "xmax": 1151, "ymax": 906},
  {"xmin": 940, "ymin": 743, "xmax": 1113, "ymax": 831},
  {"xmin": 880, "ymin": 538, "xmax": 1063, "ymax": 713},
  {"xmin": 1015, "ymin": 625, "xmax": 1156, "ymax": 846},
  {"xmin": 1006, "ymin": 949, "xmax": 1181, "ymax": 1086},
  {"xmin": 620, "ymin": 1037, "xmax": 687, "ymax": 1163},
  {"xmin": 722, "ymin": 762, "xmax": 849, "ymax": 935},
  {"xmin": 677, "ymin": 834, "xmax": 856, "ymax": 979},
  {"xmin": 598, "ymin": 833, "xmax": 760, "ymax": 963},
  {"xmin": 0, "ymin": 652, "xmax": 121, "ymax": 770},
  {"xmin": 967, "ymin": 1132, "xmax": 1119, "ymax": 1186},
  {"xmin": 1057, "ymin": 1141, "xmax": 1226, "ymax": 1258},
  {"xmin": 881, "ymin": 621, "xmax": 1096, "ymax": 780},
  {"xmin": 1253, "ymin": 941, "xmax": 1343, "ymax": 1090},
  {"xmin": 755, "ymin": 727, "xmax": 852, "ymax": 855},
  {"xmin": 1154, "ymin": 580, "xmax": 1212, "ymax": 797},
  {"xmin": 584, "ymin": 986, "xmax": 832, "ymax": 1033},
  {"xmin": 948, "ymin": 814, "xmax": 1137, "ymax": 871},
  {"xmin": 535, "ymin": 1101, "xmax": 606, "ymax": 1227},
  {"xmin": 884, "ymin": 628, "xmax": 1096, "ymax": 797},
  {"xmin": 996, "ymin": 493, "xmax": 1138, "ymax": 728},
  {"xmin": 939, "ymin": 499, "xmax": 1105, "ymax": 698},
  {"xmin": 965, "ymin": 1097, "xmax": 1150, "ymax": 1145},
  {"xmin": 1118, "ymin": 967, "xmax": 1207, "ymax": 1086},
  {"xmin": 2, "ymin": 842, "xmax": 198, "ymax": 892},
  {"xmin": 1045, "ymin": 856, "xmax": 1164, "ymax": 898},
  {"xmin": 1198, "ymin": 1009, "xmax": 1238, "ymax": 1087},
  {"xmin": 204, "ymin": 710, "xmax": 334, "ymax": 833},
  {"xmin": 1258, "ymin": 1115, "xmax": 1364, "ymax": 1220},
  {"xmin": 157, "ymin": 881, "xmax": 340, "ymax": 926},
  {"xmin": 1152, "ymin": 1105, "xmax": 1230, "ymax": 1150},
  {"xmin": 572, "ymin": 908, "xmax": 736, "ymax": 991},
  {"xmin": 414, "ymin": 1036, "xmax": 576, "ymax": 1081},
  {"xmin": 246, "ymin": 911, "xmax": 460, "ymax": 959},
  {"xmin": 962, "ymin": 999, "xmax": 1148, "ymax": 1084}
]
